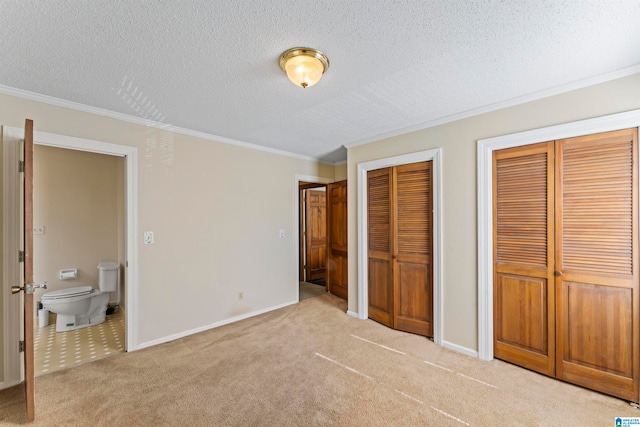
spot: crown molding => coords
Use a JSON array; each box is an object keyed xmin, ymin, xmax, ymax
[
  {"xmin": 344, "ymin": 64, "xmax": 640, "ymax": 150},
  {"xmin": 0, "ymin": 84, "xmax": 337, "ymax": 165}
]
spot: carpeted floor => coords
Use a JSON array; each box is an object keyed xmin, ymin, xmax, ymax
[{"xmin": 1, "ymin": 293, "xmax": 638, "ymax": 426}]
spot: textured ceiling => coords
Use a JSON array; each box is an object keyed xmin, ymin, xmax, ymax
[{"xmin": 1, "ymin": 1, "xmax": 640, "ymax": 163}]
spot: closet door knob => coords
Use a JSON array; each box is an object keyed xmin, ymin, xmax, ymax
[{"xmin": 554, "ymin": 271, "xmax": 563, "ymax": 277}]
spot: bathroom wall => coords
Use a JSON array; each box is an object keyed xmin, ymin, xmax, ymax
[{"xmin": 32, "ymin": 145, "xmax": 123, "ymax": 308}]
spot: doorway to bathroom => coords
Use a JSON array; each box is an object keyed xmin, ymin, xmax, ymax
[
  {"xmin": 2, "ymin": 125, "xmax": 139, "ymax": 392},
  {"xmin": 32, "ymin": 145, "xmax": 126, "ymax": 376}
]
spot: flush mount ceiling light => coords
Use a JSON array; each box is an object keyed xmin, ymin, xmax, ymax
[{"xmin": 279, "ymin": 47, "xmax": 329, "ymax": 88}]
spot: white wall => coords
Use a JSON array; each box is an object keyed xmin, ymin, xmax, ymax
[{"xmin": 347, "ymin": 73, "xmax": 640, "ymax": 353}]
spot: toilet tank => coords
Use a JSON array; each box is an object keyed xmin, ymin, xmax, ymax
[{"xmin": 98, "ymin": 262, "xmax": 119, "ymax": 292}]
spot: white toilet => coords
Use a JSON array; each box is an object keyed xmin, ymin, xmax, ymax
[{"xmin": 41, "ymin": 262, "xmax": 119, "ymax": 332}]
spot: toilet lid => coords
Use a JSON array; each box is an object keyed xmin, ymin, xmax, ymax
[{"xmin": 41, "ymin": 285, "xmax": 92, "ymax": 300}]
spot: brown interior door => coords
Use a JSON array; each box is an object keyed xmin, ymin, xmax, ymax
[
  {"xmin": 493, "ymin": 142, "xmax": 556, "ymax": 376},
  {"xmin": 493, "ymin": 129, "xmax": 639, "ymax": 402},
  {"xmin": 368, "ymin": 163, "xmax": 434, "ymax": 335},
  {"xmin": 20, "ymin": 119, "xmax": 36, "ymax": 421},
  {"xmin": 327, "ymin": 181, "xmax": 348, "ymax": 300},
  {"xmin": 555, "ymin": 129, "xmax": 639, "ymax": 402},
  {"xmin": 393, "ymin": 162, "xmax": 433, "ymax": 336},
  {"xmin": 305, "ymin": 189, "xmax": 327, "ymax": 282},
  {"xmin": 367, "ymin": 168, "xmax": 394, "ymax": 327}
]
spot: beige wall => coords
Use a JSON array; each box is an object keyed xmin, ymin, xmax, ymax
[
  {"xmin": 334, "ymin": 162, "xmax": 347, "ymax": 181},
  {"xmin": 347, "ymin": 73, "xmax": 640, "ymax": 352},
  {"xmin": 0, "ymin": 130, "xmax": 3, "ymax": 382},
  {"xmin": 32, "ymin": 145, "xmax": 123, "ymax": 308},
  {"xmin": 0, "ymin": 93, "xmax": 334, "ymax": 349}
]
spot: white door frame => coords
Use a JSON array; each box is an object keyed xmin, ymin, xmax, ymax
[
  {"xmin": 294, "ymin": 174, "xmax": 333, "ymax": 302},
  {"xmin": 2, "ymin": 126, "xmax": 139, "ymax": 388},
  {"xmin": 356, "ymin": 148, "xmax": 443, "ymax": 346},
  {"xmin": 477, "ymin": 108, "xmax": 640, "ymax": 361}
]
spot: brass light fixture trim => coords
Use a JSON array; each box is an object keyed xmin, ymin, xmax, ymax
[{"xmin": 279, "ymin": 47, "xmax": 330, "ymax": 88}]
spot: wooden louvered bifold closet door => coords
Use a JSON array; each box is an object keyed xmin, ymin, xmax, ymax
[
  {"xmin": 494, "ymin": 128, "xmax": 639, "ymax": 402},
  {"xmin": 555, "ymin": 129, "xmax": 639, "ymax": 402},
  {"xmin": 368, "ymin": 168, "xmax": 394, "ymax": 327},
  {"xmin": 367, "ymin": 162, "xmax": 433, "ymax": 336},
  {"xmin": 393, "ymin": 162, "xmax": 433, "ymax": 336},
  {"xmin": 493, "ymin": 142, "xmax": 556, "ymax": 376}
]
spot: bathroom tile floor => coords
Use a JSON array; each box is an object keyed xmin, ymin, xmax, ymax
[{"xmin": 34, "ymin": 310, "xmax": 125, "ymax": 377}]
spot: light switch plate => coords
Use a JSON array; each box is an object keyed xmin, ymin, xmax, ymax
[{"xmin": 143, "ymin": 231, "xmax": 154, "ymax": 244}]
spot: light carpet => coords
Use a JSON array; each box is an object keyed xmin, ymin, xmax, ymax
[{"xmin": 0, "ymin": 293, "xmax": 638, "ymax": 426}]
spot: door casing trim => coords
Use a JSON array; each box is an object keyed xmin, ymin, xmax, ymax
[
  {"xmin": 2, "ymin": 127, "xmax": 22, "ymax": 388},
  {"xmin": 477, "ymin": 108, "xmax": 640, "ymax": 361},
  {"xmin": 356, "ymin": 148, "xmax": 443, "ymax": 346},
  {"xmin": 2, "ymin": 127, "xmax": 139, "ymax": 387}
]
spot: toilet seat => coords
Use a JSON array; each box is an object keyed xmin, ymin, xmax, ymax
[{"xmin": 42, "ymin": 285, "xmax": 93, "ymax": 301}]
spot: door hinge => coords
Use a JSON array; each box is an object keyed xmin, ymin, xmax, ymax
[
  {"xmin": 19, "ymin": 251, "xmax": 25, "ymax": 263},
  {"xmin": 19, "ymin": 340, "xmax": 25, "ymax": 352},
  {"xmin": 18, "ymin": 161, "xmax": 25, "ymax": 173}
]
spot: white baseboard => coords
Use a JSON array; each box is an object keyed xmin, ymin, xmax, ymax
[
  {"xmin": 442, "ymin": 340, "xmax": 479, "ymax": 358},
  {"xmin": 0, "ymin": 378, "xmax": 22, "ymax": 391},
  {"xmin": 346, "ymin": 310, "xmax": 359, "ymax": 318},
  {"xmin": 137, "ymin": 300, "xmax": 298, "ymax": 350}
]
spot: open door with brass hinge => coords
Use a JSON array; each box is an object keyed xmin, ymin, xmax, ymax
[{"xmin": 9, "ymin": 119, "xmax": 46, "ymax": 422}]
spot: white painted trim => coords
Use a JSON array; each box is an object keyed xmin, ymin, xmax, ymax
[
  {"xmin": 3, "ymin": 127, "xmax": 140, "ymax": 354},
  {"xmin": 0, "ymin": 84, "xmax": 336, "ymax": 165},
  {"xmin": 346, "ymin": 310, "xmax": 359, "ymax": 318},
  {"xmin": 345, "ymin": 65, "xmax": 640, "ymax": 150},
  {"xmin": 2, "ymin": 126, "xmax": 23, "ymax": 389},
  {"xmin": 356, "ymin": 148, "xmax": 443, "ymax": 346},
  {"xmin": 477, "ymin": 108, "xmax": 640, "ymax": 361},
  {"xmin": 137, "ymin": 300, "xmax": 298, "ymax": 350},
  {"xmin": 442, "ymin": 340, "xmax": 479, "ymax": 359},
  {"xmin": 294, "ymin": 174, "xmax": 334, "ymax": 302}
]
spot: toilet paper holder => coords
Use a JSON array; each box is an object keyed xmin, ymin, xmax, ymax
[{"xmin": 59, "ymin": 268, "xmax": 78, "ymax": 280}]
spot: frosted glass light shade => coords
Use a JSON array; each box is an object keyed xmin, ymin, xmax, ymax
[{"xmin": 279, "ymin": 48, "xmax": 329, "ymax": 88}]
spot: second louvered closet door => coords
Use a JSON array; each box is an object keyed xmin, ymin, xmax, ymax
[{"xmin": 493, "ymin": 128, "xmax": 639, "ymax": 402}]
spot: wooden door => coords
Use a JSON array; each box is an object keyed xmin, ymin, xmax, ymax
[
  {"xmin": 327, "ymin": 180, "xmax": 348, "ymax": 300},
  {"xmin": 367, "ymin": 162, "xmax": 434, "ymax": 336},
  {"xmin": 493, "ymin": 128, "xmax": 639, "ymax": 402},
  {"xmin": 393, "ymin": 162, "xmax": 433, "ymax": 336},
  {"xmin": 19, "ymin": 119, "xmax": 36, "ymax": 421},
  {"xmin": 493, "ymin": 142, "xmax": 556, "ymax": 376},
  {"xmin": 555, "ymin": 129, "xmax": 639, "ymax": 402},
  {"xmin": 368, "ymin": 168, "xmax": 394, "ymax": 327},
  {"xmin": 305, "ymin": 189, "xmax": 327, "ymax": 282}
]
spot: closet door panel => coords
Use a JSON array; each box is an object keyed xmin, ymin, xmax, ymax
[
  {"xmin": 368, "ymin": 168, "xmax": 394, "ymax": 327},
  {"xmin": 556, "ymin": 128, "xmax": 639, "ymax": 402},
  {"xmin": 493, "ymin": 142, "xmax": 556, "ymax": 376},
  {"xmin": 393, "ymin": 161, "xmax": 433, "ymax": 336}
]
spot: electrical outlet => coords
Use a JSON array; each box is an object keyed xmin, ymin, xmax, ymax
[
  {"xmin": 143, "ymin": 231, "xmax": 154, "ymax": 245},
  {"xmin": 279, "ymin": 229, "xmax": 285, "ymax": 239},
  {"xmin": 33, "ymin": 225, "xmax": 45, "ymax": 235},
  {"xmin": 238, "ymin": 291, "xmax": 244, "ymax": 300}
]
